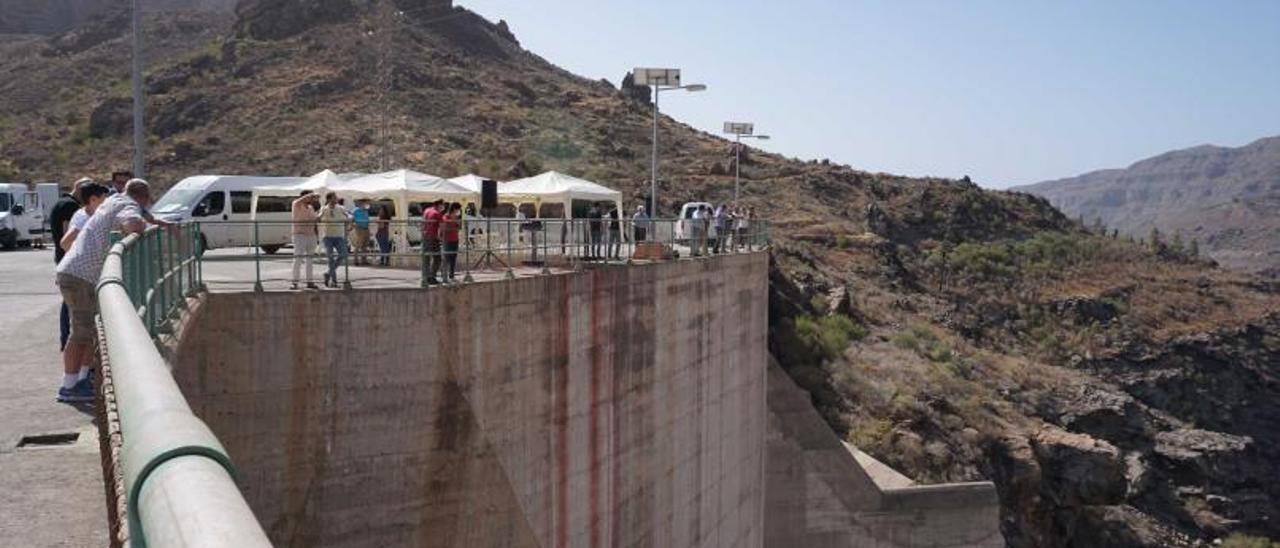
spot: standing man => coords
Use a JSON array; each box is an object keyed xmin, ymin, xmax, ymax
[
  {"xmin": 422, "ymin": 199, "xmax": 444, "ymax": 285},
  {"xmin": 587, "ymin": 203, "xmax": 603, "ymax": 260},
  {"xmin": 48, "ymin": 179, "xmax": 88, "ymax": 351},
  {"xmin": 351, "ymin": 200, "xmax": 371, "ymax": 266},
  {"xmin": 290, "ymin": 190, "xmax": 319, "ymax": 290},
  {"xmin": 712, "ymin": 204, "xmax": 728, "ymax": 254},
  {"xmin": 632, "ymin": 205, "xmax": 649, "ymax": 243},
  {"xmin": 318, "ymin": 192, "xmax": 350, "ymax": 288},
  {"xmin": 53, "ymin": 180, "xmax": 151, "ymax": 402},
  {"xmin": 107, "ymin": 171, "xmax": 131, "ymax": 194},
  {"xmin": 606, "ymin": 206, "xmax": 622, "ymax": 260}
]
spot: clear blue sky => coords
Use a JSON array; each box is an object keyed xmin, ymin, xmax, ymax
[{"xmin": 462, "ymin": 0, "xmax": 1280, "ymax": 188}]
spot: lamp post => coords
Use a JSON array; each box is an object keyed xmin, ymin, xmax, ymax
[
  {"xmin": 130, "ymin": 0, "xmax": 145, "ymax": 177},
  {"xmin": 634, "ymin": 68, "xmax": 705, "ymax": 218},
  {"xmin": 723, "ymin": 122, "xmax": 769, "ymax": 203}
]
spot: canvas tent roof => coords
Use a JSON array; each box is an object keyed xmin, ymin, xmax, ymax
[
  {"xmin": 500, "ymin": 171, "xmax": 622, "ymax": 209},
  {"xmin": 447, "ymin": 174, "xmax": 497, "ymax": 193},
  {"xmin": 252, "ymin": 169, "xmax": 346, "ymax": 197},
  {"xmin": 336, "ymin": 169, "xmax": 475, "ymax": 202}
]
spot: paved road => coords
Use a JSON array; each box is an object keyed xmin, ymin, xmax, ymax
[{"xmin": 0, "ymin": 247, "xmax": 108, "ymax": 547}]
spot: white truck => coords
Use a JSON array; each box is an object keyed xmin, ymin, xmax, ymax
[{"xmin": 0, "ymin": 183, "xmax": 57, "ymax": 249}]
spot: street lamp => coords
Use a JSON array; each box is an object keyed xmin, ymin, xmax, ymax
[
  {"xmin": 634, "ymin": 68, "xmax": 706, "ymax": 217},
  {"xmin": 723, "ymin": 122, "xmax": 770, "ymax": 202},
  {"xmin": 130, "ymin": 0, "xmax": 145, "ymax": 177}
]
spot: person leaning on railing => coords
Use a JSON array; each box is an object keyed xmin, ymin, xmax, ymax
[
  {"xmin": 53, "ymin": 179, "xmax": 153, "ymax": 403},
  {"xmin": 290, "ymin": 191, "xmax": 320, "ymax": 290}
]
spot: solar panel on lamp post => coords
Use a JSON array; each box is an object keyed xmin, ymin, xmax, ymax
[
  {"xmin": 633, "ymin": 68, "xmax": 706, "ymax": 218},
  {"xmin": 724, "ymin": 122, "xmax": 770, "ymax": 203}
]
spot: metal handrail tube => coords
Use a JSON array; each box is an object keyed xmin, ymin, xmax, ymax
[{"xmin": 98, "ymin": 231, "xmax": 270, "ymax": 548}]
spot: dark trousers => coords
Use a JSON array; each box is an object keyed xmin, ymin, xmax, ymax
[
  {"xmin": 443, "ymin": 241, "xmax": 459, "ymax": 280},
  {"xmin": 634, "ymin": 227, "xmax": 647, "ymax": 242},
  {"xmin": 425, "ymin": 238, "xmax": 442, "ymax": 281},
  {"xmin": 588, "ymin": 230, "xmax": 603, "ymax": 258},
  {"xmin": 608, "ymin": 230, "xmax": 621, "ymax": 258}
]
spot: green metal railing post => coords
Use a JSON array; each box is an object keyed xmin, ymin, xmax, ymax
[
  {"xmin": 194, "ymin": 223, "xmax": 203, "ymax": 290},
  {"xmin": 420, "ymin": 235, "xmax": 428, "ymax": 288},
  {"xmin": 253, "ymin": 222, "xmax": 263, "ymax": 293},
  {"xmin": 342, "ymin": 229, "xmax": 352, "ymax": 290}
]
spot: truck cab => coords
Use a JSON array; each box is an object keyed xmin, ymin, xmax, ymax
[{"xmin": 0, "ymin": 183, "xmax": 49, "ymax": 249}]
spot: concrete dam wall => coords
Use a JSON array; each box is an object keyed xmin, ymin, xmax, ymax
[{"xmin": 166, "ymin": 253, "xmax": 769, "ymax": 548}]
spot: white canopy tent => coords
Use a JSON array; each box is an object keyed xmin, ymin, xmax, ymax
[
  {"xmin": 250, "ymin": 169, "xmax": 346, "ymax": 217},
  {"xmin": 335, "ymin": 169, "xmax": 477, "ymax": 219},
  {"xmin": 447, "ymin": 174, "xmax": 494, "ymax": 194},
  {"xmin": 500, "ymin": 171, "xmax": 623, "ymax": 219}
]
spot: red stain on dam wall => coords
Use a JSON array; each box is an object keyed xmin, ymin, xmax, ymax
[{"xmin": 167, "ymin": 253, "xmax": 769, "ymax": 548}]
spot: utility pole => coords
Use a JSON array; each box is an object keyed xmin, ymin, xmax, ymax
[
  {"xmin": 632, "ymin": 68, "xmax": 705, "ymax": 218},
  {"xmin": 130, "ymin": 0, "xmax": 145, "ymax": 177},
  {"xmin": 723, "ymin": 122, "xmax": 769, "ymax": 203}
]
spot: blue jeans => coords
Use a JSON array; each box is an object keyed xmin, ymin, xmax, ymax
[
  {"xmin": 322, "ymin": 236, "xmax": 347, "ymax": 282},
  {"xmin": 376, "ymin": 232, "xmax": 391, "ymax": 265}
]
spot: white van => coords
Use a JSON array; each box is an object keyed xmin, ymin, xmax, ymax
[
  {"xmin": 152, "ymin": 175, "xmax": 306, "ymax": 253},
  {"xmin": 0, "ymin": 183, "xmax": 54, "ymax": 249},
  {"xmin": 675, "ymin": 201, "xmax": 714, "ymax": 243}
]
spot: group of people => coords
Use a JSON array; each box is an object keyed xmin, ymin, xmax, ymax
[
  {"xmin": 287, "ymin": 192, "xmax": 465, "ymax": 289},
  {"xmin": 47, "ymin": 171, "xmax": 167, "ymax": 403},
  {"xmin": 686, "ymin": 203, "xmax": 756, "ymax": 257}
]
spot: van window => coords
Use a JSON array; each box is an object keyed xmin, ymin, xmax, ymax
[
  {"xmin": 231, "ymin": 191, "xmax": 252, "ymax": 214},
  {"xmin": 255, "ymin": 196, "xmax": 292, "ymax": 214},
  {"xmin": 194, "ymin": 191, "xmax": 225, "ymax": 217}
]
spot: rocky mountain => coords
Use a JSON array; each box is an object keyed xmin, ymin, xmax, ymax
[
  {"xmin": 2, "ymin": 1, "xmax": 1278, "ymax": 545},
  {"xmin": 0, "ymin": 0, "xmax": 235, "ymax": 35},
  {"xmin": 1013, "ymin": 138, "xmax": 1280, "ymax": 276}
]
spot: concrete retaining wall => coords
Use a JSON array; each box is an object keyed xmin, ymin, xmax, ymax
[
  {"xmin": 168, "ymin": 253, "xmax": 769, "ymax": 548},
  {"xmin": 764, "ymin": 360, "xmax": 1004, "ymax": 547}
]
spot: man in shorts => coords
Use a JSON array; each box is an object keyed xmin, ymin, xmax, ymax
[{"xmin": 53, "ymin": 180, "xmax": 151, "ymax": 402}]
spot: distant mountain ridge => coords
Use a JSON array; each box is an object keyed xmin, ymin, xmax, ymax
[{"xmin": 1013, "ymin": 136, "xmax": 1280, "ymax": 275}]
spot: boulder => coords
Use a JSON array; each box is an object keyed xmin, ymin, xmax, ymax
[
  {"xmin": 1052, "ymin": 384, "xmax": 1147, "ymax": 447},
  {"xmin": 1032, "ymin": 428, "xmax": 1126, "ymax": 507},
  {"xmin": 1153, "ymin": 428, "xmax": 1258, "ymax": 486}
]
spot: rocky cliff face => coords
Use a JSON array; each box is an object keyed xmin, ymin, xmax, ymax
[
  {"xmin": 1013, "ymin": 137, "xmax": 1280, "ymax": 276},
  {"xmin": 1, "ymin": 3, "xmax": 1278, "ymax": 545}
]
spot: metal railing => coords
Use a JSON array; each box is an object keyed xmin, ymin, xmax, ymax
[
  {"xmin": 97, "ymin": 225, "xmax": 270, "ymax": 548},
  {"xmin": 196, "ymin": 217, "xmax": 771, "ymax": 290}
]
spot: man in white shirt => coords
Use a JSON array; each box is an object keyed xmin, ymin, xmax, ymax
[{"xmin": 53, "ymin": 180, "xmax": 151, "ymax": 402}]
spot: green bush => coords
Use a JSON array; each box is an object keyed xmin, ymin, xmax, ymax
[
  {"xmin": 795, "ymin": 314, "xmax": 867, "ymax": 363},
  {"xmin": 1221, "ymin": 534, "xmax": 1280, "ymax": 548}
]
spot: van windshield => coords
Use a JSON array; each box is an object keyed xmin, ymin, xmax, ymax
[
  {"xmin": 0, "ymin": 194, "xmax": 10, "ymax": 211},
  {"xmin": 152, "ymin": 188, "xmax": 204, "ymax": 214}
]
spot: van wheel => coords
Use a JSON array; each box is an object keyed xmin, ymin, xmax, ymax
[
  {"xmin": 260, "ymin": 244, "xmax": 282, "ymax": 255},
  {"xmin": 197, "ymin": 233, "xmax": 209, "ymax": 256}
]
